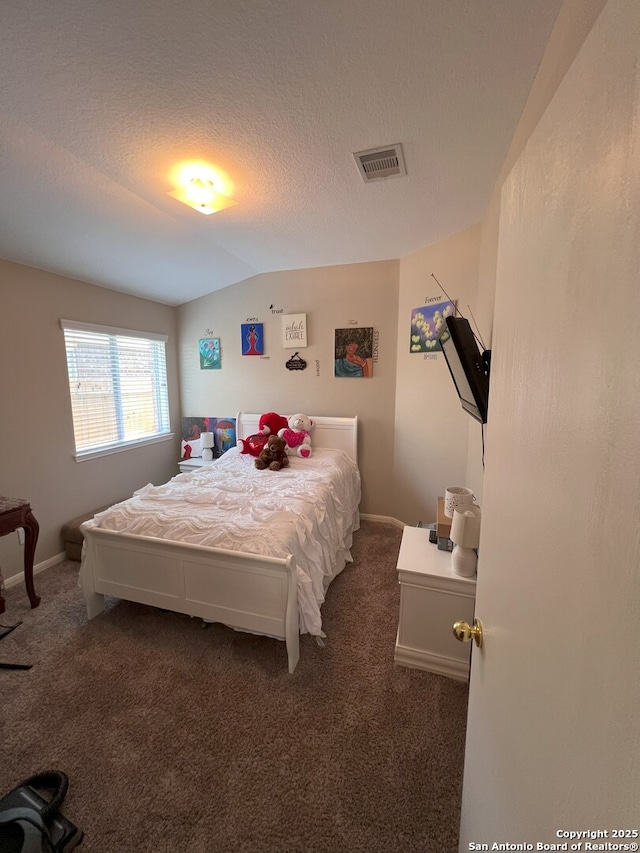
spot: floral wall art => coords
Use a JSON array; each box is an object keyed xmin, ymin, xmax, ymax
[
  {"xmin": 409, "ymin": 300, "xmax": 455, "ymax": 353},
  {"xmin": 199, "ymin": 337, "xmax": 221, "ymax": 369}
]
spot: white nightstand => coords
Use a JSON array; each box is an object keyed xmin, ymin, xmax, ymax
[
  {"xmin": 395, "ymin": 525, "xmax": 477, "ymax": 681},
  {"xmin": 178, "ymin": 457, "xmax": 215, "ymax": 473}
]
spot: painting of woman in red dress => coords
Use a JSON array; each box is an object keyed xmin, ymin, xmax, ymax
[{"xmin": 241, "ymin": 323, "xmax": 264, "ymax": 356}]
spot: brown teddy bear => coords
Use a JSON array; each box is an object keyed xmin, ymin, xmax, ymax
[{"xmin": 255, "ymin": 435, "xmax": 290, "ymax": 471}]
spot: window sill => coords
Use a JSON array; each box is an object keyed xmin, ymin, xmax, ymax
[{"xmin": 74, "ymin": 433, "xmax": 175, "ymax": 462}]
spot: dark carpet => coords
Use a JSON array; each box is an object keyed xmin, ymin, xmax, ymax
[{"xmin": 0, "ymin": 520, "xmax": 468, "ymax": 852}]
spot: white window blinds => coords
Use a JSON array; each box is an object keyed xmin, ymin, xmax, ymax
[{"xmin": 60, "ymin": 320, "xmax": 170, "ymax": 459}]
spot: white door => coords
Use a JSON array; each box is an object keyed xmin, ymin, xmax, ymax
[{"xmin": 459, "ymin": 0, "xmax": 640, "ymax": 846}]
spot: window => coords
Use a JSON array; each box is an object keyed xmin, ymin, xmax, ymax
[{"xmin": 60, "ymin": 319, "xmax": 171, "ymax": 460}]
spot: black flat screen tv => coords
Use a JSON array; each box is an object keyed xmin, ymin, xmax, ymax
[{"xmin": 439, "ymin": 316, "xmax": 490, "ymax": 424}]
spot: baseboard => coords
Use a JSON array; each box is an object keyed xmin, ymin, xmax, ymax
[
  {"xmin": 360, "ymin": 513, "xmax": 405, "ymax": 529},
  {"xmin": 3, "ymin": 552, "xmax": 67, "ymax": 590},
  {"xmin": 394, "ymin": 644, "xmax": 470, "ymax": 682}
]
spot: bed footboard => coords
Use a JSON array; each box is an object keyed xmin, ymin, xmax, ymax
[{"xmin": 80, "ymin": 522, "xmax": 300, "ymax": 673}]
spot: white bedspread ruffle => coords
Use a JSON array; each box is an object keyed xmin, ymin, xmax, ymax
[{"xmin": 92, "ymin": 447, "xmax": 361, "ymax": 635}]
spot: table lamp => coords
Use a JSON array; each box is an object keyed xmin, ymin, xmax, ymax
[
  {"xmin": 450, "ymin": 504, "xmax": 481, "ymax": 577},
  {"xmin": 200, "ymin": 431, "xmax": 214, "ymax": 461}
]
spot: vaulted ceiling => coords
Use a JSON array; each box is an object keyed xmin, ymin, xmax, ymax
[{"xmin": 0, "ymin": 0, "xmax": 563, "ymax": 305}]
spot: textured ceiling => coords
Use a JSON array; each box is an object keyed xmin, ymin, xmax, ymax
[{"xmin": 0, "ymin": 0, "xmax": 563, "ymax": 306}]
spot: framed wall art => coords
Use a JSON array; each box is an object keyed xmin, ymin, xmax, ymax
[
  {"xmin": 199, "ymin": 338, "xmax": 221, "ymax": 369},
  {"xmin": 409, "ymin": 300, "xmax": 455, "ymax": 353},
  {"xmin": 241, "ymin": 323, "xmax": 264, "ymax": 356},
  {"xmin": 181, "ymin": 416, "xmax": 237, "ymax": 459},
  {"xmin": 334, "ymin": 327, "xmax": 373, "ymax": 377},
  {"xmin": 282, "ymin": 313, "xmax": 307, "ymax": 348}
]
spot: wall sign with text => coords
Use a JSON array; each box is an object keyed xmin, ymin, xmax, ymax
[{"xmin": 282, "ymin": 313, "xmax": 307, "ymax": 348}]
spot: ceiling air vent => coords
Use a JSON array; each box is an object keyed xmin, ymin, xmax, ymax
[{"xmin": 353, "ymin": 144, "xmax": 406, "ymax": 182}]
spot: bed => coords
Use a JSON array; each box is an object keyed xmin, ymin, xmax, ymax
[{"xmin": 80, "ymin": 413, "xmax": 360, "ymax": 673}]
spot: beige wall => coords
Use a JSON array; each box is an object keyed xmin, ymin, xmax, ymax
[
  {"xmin": 177, "ymin": 261, "xmax": 399, "ymax": 518},
  {"xmin": 461, "ymin": 0, "xmax": 640, "ymax": 839},
  {"xmin": 394, "ymin": 225, "xmax": 482, "ymax": 524},
  {"xmin": 1, "ymin": 0, "xmax": 609, "ymax": 579},
  {"xmin": 0, "ymin": 260, "xmax": 180, "ymax": 579},
  {"xmin": 468, "ymin": 0, "xmax": 609, "ymax": 507},
  {"xmin": 391, "ymin": 0, "xmax": 610, "ymax": 524}
]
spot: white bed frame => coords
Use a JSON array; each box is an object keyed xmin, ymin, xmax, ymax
[{"xmin": 80, "ymin": 413, "xmax": 358, "ymax": 673}]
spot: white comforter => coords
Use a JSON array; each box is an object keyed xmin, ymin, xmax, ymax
[{"xmin": 91, "ymin": 447, "xmax": 361, "ymax": 635}]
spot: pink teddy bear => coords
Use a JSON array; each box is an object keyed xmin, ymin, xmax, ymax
[{"xmin": 278, "ymin": 413, "xmax": 313, "ymax": 458}]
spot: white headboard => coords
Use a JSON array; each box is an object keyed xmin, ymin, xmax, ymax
[{"xmin": 236, "ymin": 413, "xmax": 358, "ymax": 464}]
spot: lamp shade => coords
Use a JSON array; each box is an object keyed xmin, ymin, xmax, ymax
[
  {"xmin": 450, "ymin": 505, "xmax": 481, "ymax": 550},
  {"xmin": 200, "ymin": 432, "xmax": 214, "ymax": 448}
]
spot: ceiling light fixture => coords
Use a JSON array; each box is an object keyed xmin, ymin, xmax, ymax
[{"xmin": 168, "ymin": 176, "xmax": 237, "ymax": 215}]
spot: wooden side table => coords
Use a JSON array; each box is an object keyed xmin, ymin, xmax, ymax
[{"xmin": 0, "ymin": 496, "xmax": 40, "ymax": 614}]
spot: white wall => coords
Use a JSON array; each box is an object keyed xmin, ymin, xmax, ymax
[{"xmin": 178, "ymin": 261, "xmax": 400, "ymax": 518}]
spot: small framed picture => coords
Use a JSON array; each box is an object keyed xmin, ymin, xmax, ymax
[
  {"xmin": 199, "ymin": 338, "xmax": 221, "ymax": 369},
  {"xmin": 334, "ymin": 327, "xmax": 373, "ymax": 377},
  {"xmin": 282, "ymin": 313, "xmax": 307, "ymax": 348},
  {"xmin": 241, "ymin": 323, "xmax": 264, "ymax": 355},
  {"xmin": 409, "ymin": 300, "xmax": 455, "ymax": 353}
]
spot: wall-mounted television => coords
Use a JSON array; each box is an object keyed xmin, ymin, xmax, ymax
[{"xmin": 439, "ymin": 316, "xmax": 490, "ymax": 424}]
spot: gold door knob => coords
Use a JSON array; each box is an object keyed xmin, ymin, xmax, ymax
[{"xmin": 452, "ymin": 618, "xmax": 483, "ymax": 648}]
